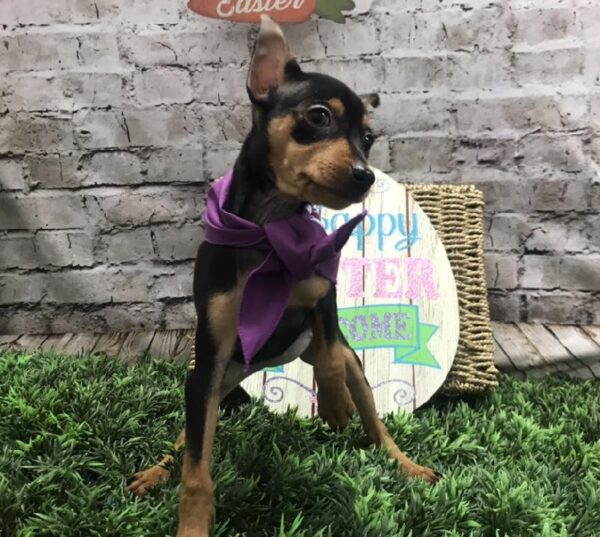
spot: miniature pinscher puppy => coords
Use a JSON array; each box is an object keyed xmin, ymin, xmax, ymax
[{"xmin": 127, "ymin": 16, "xmax": 438, "ymax": 537}]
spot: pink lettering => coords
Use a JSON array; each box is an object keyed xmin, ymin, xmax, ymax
[
  {"xmin": 405, "ymin": 258, "xmax": 439, "ymax": 300},
  {"xmin": 340, "ymin": 256, "xmax": 440, "ymax": 301},
  {"xmin": 340, "ymin": 258, "xmax": 370, "ymax": 298},
  {"xmin": 374, "ymin": 258, "xmax": 402, "ymax": 298}
]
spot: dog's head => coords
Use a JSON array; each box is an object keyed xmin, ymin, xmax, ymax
[{"xmin": 247, "ymin": 16, "xmax": 379, "ymax": 210}]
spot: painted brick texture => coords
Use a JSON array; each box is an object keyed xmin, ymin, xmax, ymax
[{"xmin": 0, "ymin": 0, "xmax": 598, "ymax": 333}]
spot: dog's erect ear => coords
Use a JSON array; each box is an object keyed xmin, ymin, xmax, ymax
[
  {"xmin": 248, "ymin": 15, "xmax": 296, "ymax": 103},
  {"xmin": 364, "ymin": 93, "xmax": 380, "ymax": 109}
]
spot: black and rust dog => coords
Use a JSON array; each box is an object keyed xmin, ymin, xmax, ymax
[{"xmin": 128, "ymin": 16, "xmax": 438, "ymax": 537}]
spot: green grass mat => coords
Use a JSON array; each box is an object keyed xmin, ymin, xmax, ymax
[{"xmin": 1, "ymin": 351, "xmax": 599, "ymax": 537}]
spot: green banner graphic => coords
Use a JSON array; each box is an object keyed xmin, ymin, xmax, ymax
[{"xmin": 337, "ymin": 305, "xmax": 440, "ymax": 369}]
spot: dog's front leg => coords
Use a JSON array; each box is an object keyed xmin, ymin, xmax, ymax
[
  {"xmin": 177, "ymin": 332, "xmax": 227, "ymax": 537},
  {"xmin": 340, "ymin": 339, "xmax": 439, "ymax": 483},
  {"xmin": 178, "ymin": 288, "xmax": 241, "ymax": 537},
  {"xmin": 309, "ymin": 322, "xmax": 356, "ymax": 431},
  {"xmin": 303, "ymin": 291, "xmax": 356, "ymax": 431}
]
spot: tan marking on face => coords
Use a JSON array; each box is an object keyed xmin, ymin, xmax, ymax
[
  {"xmin": 362, "ymin": 113, "xmax": 370, "ymax": 130},
  {"xmin": 289, "ymin": 276, "xmax": 331, "ymax": 308},
  {"xmin": 328, "ymin": 98, "xmax": 345, "ymax": 117},
  {"xmin": 268, "ymin": 115, "xmax": 355, "ymax": 209}
]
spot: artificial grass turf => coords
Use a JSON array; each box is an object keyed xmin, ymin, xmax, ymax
[{"xmin": 0, "ymin": 351, "xmax": 599, "ymax": 537}]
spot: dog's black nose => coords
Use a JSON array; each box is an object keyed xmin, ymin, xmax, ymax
[{"xmin": 351, "ymin": 165, "xmax": 375, "ymax": 188}]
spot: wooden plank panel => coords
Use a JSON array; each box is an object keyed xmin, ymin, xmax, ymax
[
  {"xmin": 406, "ymin": 188, "xmax": 459, "ymax": 409},
  {"xmin": 12, "ymin": 334, "xmax": 49, "ymax": 351},
  {"xmin": 39, "ymin": 333, "xmax": 75, "ymax": 353},
  {"xmin": 516, "ymin": 324, "xmax": 569, "ymax": 367},
  {"xmin": 362, "ymin": 175, "xmax": 414, "ymax": 413},
  {"xmin": 565, "ymin": 366, "xmax": 596, "ymax": 381},
  {"xmin": 494, "ymin": 339, "xmax": 517, "ymax": 372},
  {"xmin": 546, "ymin": 325, "xmax": 600, "ymax": 379},
  {"xmin": 327, "ymin": 181, "xmax": 366, "ymax": 416},
  {"xmin": 0, "ymin": 335, "xmax": 22, "ymax": 349},
  {"xmin": 61, "ymin": 333, "xmax": 100, "ymax": 356},
  {"xmin": 547, "ymin": 325, "xmax": 600, "ymax": 360},
  {"xmin": 492, "ymin": 323, "xmax": 543, "ymax": 369},
  {"xmin": 172, "ymin": 330, "xmax": 195, "ymax": 364},
  {"xmin": 147, "ymin": 330, "xmax": 181, "ymax": 361},
  {"xmin": 92, "ymin": 332, "xmax": 126, "ymax": 358},
  {"xmin": 119, "ymin": 331, "xmax": 155, "ymax": 364},
  {"xmin": 242, "ymin": 371, "xmax": 266, "ymax": 402},
  {"xmin": 582, "ymin": 326, "xmax": 600, "ymax": 347},
  {"xmin": 263, "ymin": 360, "xmax": 315, "ymax": 416}
]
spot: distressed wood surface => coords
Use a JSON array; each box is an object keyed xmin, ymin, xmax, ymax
[
  {"xmin": 361, "ymin": 174, "xmax": 414, "ymax": 413},
  {"xmin": 492, "ymin": 322, "xmax": 600, "ymax": 380},
  {"xmin": 92, "ymin": 332, "xmax": 127, "ymax": 358},
  {"xmin": 120, "ymin": 331, "xmax": 155, "ymax": 364},
  {"xmin": 405, "ymin": 179, "xmax": 459, "ymax": 408},
  {"xmin": 493, "ymin": 338, "xmax": 518, "ymax": 372},
  {"xmin": 170, "ymin": 330, "xmax": 195, "ymax": 364},
  {"xmin": 582, "ymin": 326, "xmax": 600, "ymax": 347},
  {"xmin": 0, "ymin": 335, "xmax": 22, "ymax": 349},
  {"xmin": 2, "ymin": 323, "xmax": 599, "ymax": 383},
  {"xmin": 518, "ymin": 323, "xmax": 569, "ymax": 366},
  {"xmin": 12, "ymin": 334, "xmax": 48, "ymax": 351},
  {"xmin": 61, "ymin": 333, "xmax": 101, "ymax": 356},
  {"xmin": 39, "ymin": 333, "xmax": 75, "ymax": 353},
  {"xmin": 546, "ymin": 325, "xmax": 600, "ymax": 379},
  {"xmin": 492, "ymin": 322, "xmax": 542, "ymax": 370},
  {"xmin": 241, "ymin": 168, "xmax": 459, "ymax": 415},
  {"xmin": 147, "ymin": 330, "xmax": 182, "ymax": 361}
]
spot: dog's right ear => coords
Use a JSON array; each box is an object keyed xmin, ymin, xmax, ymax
[{"xmin": 247, "ymin": 15, "xmax": 299, "ymax": 104}]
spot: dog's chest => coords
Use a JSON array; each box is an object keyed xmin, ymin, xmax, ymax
[
  {"xmin": 238, "ymin": 250, "xmax": 331, "ymax": 310},
  {"xmin": 288, "ymin": 276, "xmax": 331, "ymax": 309}
]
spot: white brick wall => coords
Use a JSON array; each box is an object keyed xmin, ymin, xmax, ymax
[{"xmin": 0, "ymin": 0, "xmax": 598, "ymax": 333}]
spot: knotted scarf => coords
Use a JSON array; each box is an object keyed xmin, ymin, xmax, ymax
[{"xmin": 204, "ymin": 170, "xmax": 366, "ymax": 369}]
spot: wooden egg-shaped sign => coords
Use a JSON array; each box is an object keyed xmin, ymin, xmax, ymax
[
  {"xmin": 187, "ymin": 0, "xmax": 353, "ymax": 24},
  {"xmin": 242, "ymin": 168, "xmax": 459, "ymax": 416}
]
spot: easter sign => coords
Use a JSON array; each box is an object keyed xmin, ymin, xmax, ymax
[
  {"xmin": 242, "ymin": 169, "xmax": 460, "ymax": 416},
  {"xmin": 187, "ymin": 0, "xmax": 356, "ymax": 23}
]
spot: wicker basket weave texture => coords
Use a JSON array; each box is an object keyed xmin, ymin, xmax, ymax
[{"xmin": 406, "ymin": 184, "xmax": 498, "ymax": 395}]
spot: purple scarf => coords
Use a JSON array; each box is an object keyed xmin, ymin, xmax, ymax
[{"xmin": 204, "ymin": 170, "xmax": 366, "ymax": 368}]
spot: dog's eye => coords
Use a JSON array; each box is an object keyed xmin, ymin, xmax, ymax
[
  {"xmin": 305, "ymin": 105, "xmax": 332, "ymax": 128},
  {"xmin": 363, "ymin": 132, "xmax": 375, "ymax": 150}
]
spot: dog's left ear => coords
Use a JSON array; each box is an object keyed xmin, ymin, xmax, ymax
[
  {"xmin": 364, "ymin": 93, "xmax": 380, "ymax": 109},
  {"xmin": 247, "ymin": 15, "xmax": 299, "ymax": 104}
]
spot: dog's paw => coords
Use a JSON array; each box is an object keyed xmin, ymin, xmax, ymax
[
  {"xmin": 176, "ymin": 526, "xmax": 209, "ymax": 537},
  {"xmin": 317, "ymin": 385, "xmax": 356, "ymax": 431},
  {"xmin": 402, "ymin": 463, "xmax": 440, "ymax": 485},
  {"xmin": 126, "ymin": 465, "xmax": 171, "ymax": 497}
]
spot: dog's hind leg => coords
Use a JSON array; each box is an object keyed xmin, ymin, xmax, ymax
[
  {"xmin": 127, "ymin": 429, "xmax": 185, "ymax": 497},
  {"xmin": 127, "ymin": 384, "xmax": 252, "ymax": 498}
]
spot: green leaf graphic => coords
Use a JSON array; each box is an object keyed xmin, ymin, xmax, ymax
[{"xmin": 315, "ymin": 0, "xmax": 355, "ymax": 23}]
